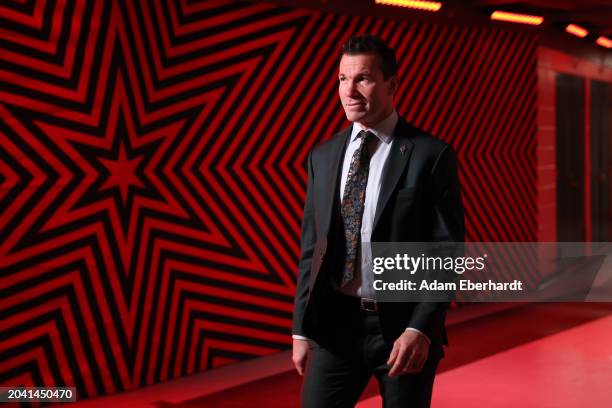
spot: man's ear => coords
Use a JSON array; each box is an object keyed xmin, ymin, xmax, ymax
[{"xmin": 388, "ymin": 75, "xmax": 399, "ymax": 96}]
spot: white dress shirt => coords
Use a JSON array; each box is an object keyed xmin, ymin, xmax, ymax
[
  {"xmin": 337, "ymin": 110, "xmax": 397, "ymax": 300},
  {"xmin": 293, "ymin": 110, "xmax": 429, "ymax": 343}
]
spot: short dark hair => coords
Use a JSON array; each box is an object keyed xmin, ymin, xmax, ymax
[{"xmin": 341, "ymin": 34, "xmax": 398, "ymax": 80}]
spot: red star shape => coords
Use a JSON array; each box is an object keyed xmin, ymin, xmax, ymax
[{"xmin": 98, "ymin": 142, "xmax": 145, "ymax": 205}]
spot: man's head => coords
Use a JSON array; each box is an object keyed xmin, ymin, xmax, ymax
[{"xmin": 338, "ymin": 34, "xmax": 399, "ymax": 128}]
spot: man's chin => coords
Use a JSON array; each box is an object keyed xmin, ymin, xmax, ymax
[{"xmin": 345, "ymin": 112, "xmax": 368, "ymax": 123}]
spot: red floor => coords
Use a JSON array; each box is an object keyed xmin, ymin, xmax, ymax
[
  {"xmin": 56, "ymin": 302, "xmax": 612, "ymax": 407},
  {"xmin": 362, "ymin": 312, "xmax": 612, "ymax": 407}
]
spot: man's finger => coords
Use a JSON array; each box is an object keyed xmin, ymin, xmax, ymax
[
  {"xmin": 387, "ymin": 343, "xmax": 399, "ymax": 365},
  {"xmin": 296, "ymin": 362, "xmax": 304, "ymax": 376},
  {"xmin": 406, "ymin": 347, "xmax": 430, "ymax": 373},
  {"xmin": 293, "ymin": 355, "xmax": 307, "ymax": 376},
  {"xmin": 401, "ymin": 348, "xmax": 420, "ymax": 373},
  {"xmin": 388, "ymin": 346, "xmax": 409, "ymax": 377},
  {"xmin": 415, "ymin": 352, "xmax": 427, "ymax": 372}
]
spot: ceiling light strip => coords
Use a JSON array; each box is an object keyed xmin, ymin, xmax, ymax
[
  {"xmin": 565, "ymin": 24, "xmax": 589, "ymax": 38},
  {"xmin": 490, "ymin": 11, "xmax": 543, "ymax": 26},
  {"xmin": 374, "ymin": 0, "xmax": 442, "ymax": 12},
  {"xmin": 596, "ymin": 36, "xmax": 612, "ymax": 49}
]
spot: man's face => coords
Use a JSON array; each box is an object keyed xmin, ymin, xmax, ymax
[{"xmin": 338, "ymin": 53, "xmax": 397, "ymax": 127}]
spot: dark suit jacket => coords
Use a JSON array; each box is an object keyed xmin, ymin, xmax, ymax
[{"xmin": 292, "ymin": 116, "xmax": 465, "ymax": 356}]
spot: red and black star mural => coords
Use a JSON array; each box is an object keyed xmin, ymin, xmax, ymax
[{"xmin": 0, "ymin": 0, "xmax": 537, "ymax": 399}]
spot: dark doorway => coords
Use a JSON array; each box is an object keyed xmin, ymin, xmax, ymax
[
  {"xmin": 555, "ymin": 73, "xmax": 585, "ymax": 241},
  {"xmin": 590, "ymin": 79, "xmax": 611, "ymax": 241}
]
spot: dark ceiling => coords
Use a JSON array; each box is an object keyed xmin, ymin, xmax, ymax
[
  {"xmin": 265, "ymin": 0, "xmax": 612, "ymax": 65},
  {"xmin": 476, "ymin": 0, "xmax": 612, "ymax": 36}
]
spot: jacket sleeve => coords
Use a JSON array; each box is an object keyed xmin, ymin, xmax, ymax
[
  {"xmin": 408, "ymin": 144, "xmax": 465, "ymax": 342},
  {"xmin": 292, "ymin": 151, "xmax": 317, "ymax": 337}
]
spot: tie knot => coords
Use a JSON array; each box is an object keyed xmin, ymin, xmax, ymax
[{"xmin": 358, "ymin": 130, "xmax": 374, "ymax": 141}]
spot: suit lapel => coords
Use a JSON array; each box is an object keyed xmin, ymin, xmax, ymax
[
  {"xmin": 320, "ymin": 126, "xmax": 351, "ymax": 236},
  {"xmin": 373, "ymin": 118, "xmax": 415, "ymax": 230}
]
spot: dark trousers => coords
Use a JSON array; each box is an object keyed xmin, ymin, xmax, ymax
[{"xmin": 301, "ymin": 293, "xmax": 441, "ymax": 408}]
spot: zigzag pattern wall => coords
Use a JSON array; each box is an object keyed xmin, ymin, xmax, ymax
[{"xmin": 0, "ymin": 0, "xmax": 537, "ymax": 398}]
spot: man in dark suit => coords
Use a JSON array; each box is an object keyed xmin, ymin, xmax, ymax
[{"xmin": 292, "ymin": 34, "xmax": 465, "ymax": 407}]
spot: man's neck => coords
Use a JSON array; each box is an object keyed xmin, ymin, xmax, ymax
[
  {"xmin": 355, "ymin": 108, "xmax": 395, "ymax": 130},
  {"xmin": 352, "ymin": 110, "xmax": 398, "ymax": 144}
]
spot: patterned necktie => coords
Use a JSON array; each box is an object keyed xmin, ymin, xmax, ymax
[{"xmin": 340, "ymin": 130, "xmax": 373, "ymax": 288}]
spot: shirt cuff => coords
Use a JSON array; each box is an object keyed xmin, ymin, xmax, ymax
[
  {"xmin": 405, "ymin": 327, "xmax": 430, "ymax": 344},
  {"xmin": 292, "ymin": 334, "xmax": 309, "ymax": 341}
]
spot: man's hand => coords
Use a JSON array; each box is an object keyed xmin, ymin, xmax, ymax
[
  {"xmin": 292, "ymin": 338, "xmax": 310, "ymax": 376},
  {"xmin": 387, "ymin": 331, "xmax": 430, "ymax": 377}
]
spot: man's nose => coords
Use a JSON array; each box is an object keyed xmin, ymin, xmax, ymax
[{"xmin": 345, "ymin": 81, "xmax": 359, "ymax": 97}]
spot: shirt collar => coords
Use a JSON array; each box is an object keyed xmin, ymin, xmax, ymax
[{"xmin": 351, "ymin": 110, "xmax": 398, "ymax": 145}]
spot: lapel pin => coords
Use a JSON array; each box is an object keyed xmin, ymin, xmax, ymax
[{"xmin": 400, "ymin": 145, "xmax": 408, "ymax": 155}]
